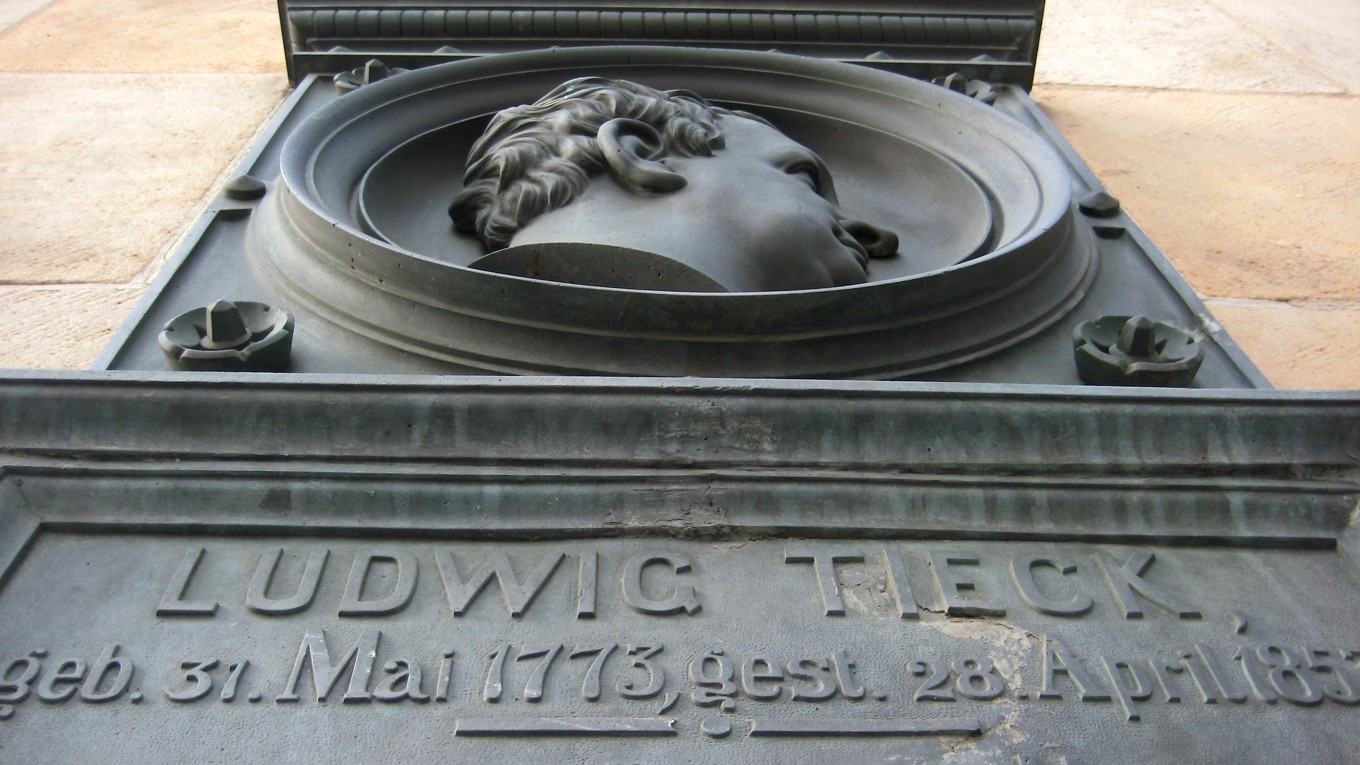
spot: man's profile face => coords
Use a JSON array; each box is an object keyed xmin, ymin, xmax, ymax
[{"xmin": 504, "ymin": 113, "xmax": 898, "ymax": 292}]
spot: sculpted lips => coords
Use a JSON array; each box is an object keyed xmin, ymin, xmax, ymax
[
  {"xmin": 835, "ymin": 222, "xmax": 871, "ymax": 271},
  {"xmin": 834, "ymin": 218, "xmax": 900, "ymax": 277},
  {"xmin": 775, "ymin": 143, "xmax": 898, "ymax": 280}
]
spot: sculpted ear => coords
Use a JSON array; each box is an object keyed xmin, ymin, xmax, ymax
[{"xmin": 596, "ymin": 118, "xmax": 687, "ymax": 195}]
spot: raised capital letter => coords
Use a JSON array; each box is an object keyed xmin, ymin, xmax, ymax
[
  {"xmin": 248, "ymin": 549, "xmax": 328, "ymax": 615},
  {"xmin": 157, "ymin": 547, "xmax": 218, "ymax": 617},
  {"xmin": 785, "ymin": 548, "xmax": 864, "ymax": 617},
  {"xmin": 1094, "ymin": 551, "xmax": 1200, "ymax": 620},
  {"xmin": 927, "ymin": 551, "xmax": 1006, "ymax": 617},
  {"xmin": 338, "ymin": 551, "xmax": 417, "ymax": 617},
  {"xmin": 621, "ymin": 552, "xmax": 701, "ymax": 616},
  {"xmin": 1009, "ymin": 554, "xmax": 1093, "ymax": 616}
]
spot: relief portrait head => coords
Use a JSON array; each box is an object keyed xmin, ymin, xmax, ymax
[{"xmin": 448, "ymin": 77, "xmax": 899, "ymax": 293}]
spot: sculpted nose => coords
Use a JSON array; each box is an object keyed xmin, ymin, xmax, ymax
[{"xmin": 842, "ymin": 219, "xmax": 899, "ymax": 259}]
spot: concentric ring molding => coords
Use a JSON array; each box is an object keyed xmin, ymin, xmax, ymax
[{"xmin": 254, "ymin": 46, "xmax": 1094, "ymax": 377}]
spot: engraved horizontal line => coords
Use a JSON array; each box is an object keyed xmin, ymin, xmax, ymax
[
  {"xmin": 455, "ymin": 717, "xmax": 677, "ymax": 737},
  {"xmin": 18, "ymin": 369, "xmax": 1356, "ymax": 405},
  {"xmin": 749, "ymin": 717, "xmax": 982, "ymax": 737},
  {"xmin": 14, "ymin": 462, "xmax": 1359, "ymax": 492}
]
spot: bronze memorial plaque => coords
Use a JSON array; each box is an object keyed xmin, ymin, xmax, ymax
[{"xmin": 2, "ymin": 376, "xmax": 1358, "ymax": 762}]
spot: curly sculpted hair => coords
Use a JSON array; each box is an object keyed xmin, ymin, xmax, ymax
[{"xmin": 449, "ymin": 77, "xmax": 732, "ymax": 251}]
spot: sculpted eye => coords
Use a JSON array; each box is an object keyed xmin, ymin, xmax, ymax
[
  {"xmin": 784, "ymin": 160, "xmax": 820, "ymax": 187},
  {"xmin": 777, "ymin": 150, "xmax": 839, "ymax": 202}
]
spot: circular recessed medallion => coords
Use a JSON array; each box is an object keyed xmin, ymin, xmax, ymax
[{"xmin": 256, "ymin": 47, "xmax": 1094, "ymax": 377}]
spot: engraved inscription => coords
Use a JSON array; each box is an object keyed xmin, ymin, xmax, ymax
[
  {"xmin": 156, "ymin": 545, "xmax": 1206, "ymax": 622},
  {"xmin": 158, "ymin": 547, "xmax": 718, "ymax": 620},
  {"xmin": 1, "ymin": 636, "xmax": 1358, "ymax": 726},
  {"xmin": 781, "ymin": 547, "xmax": 1202, "ymax": 621},
  {"xmin": 0, "ymin": 645, "xmax": 134, "ymax": 716},
  {"xmin": 5, "ymin": 536, "xmax": 1357, "ymax": 741}
]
